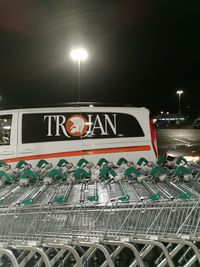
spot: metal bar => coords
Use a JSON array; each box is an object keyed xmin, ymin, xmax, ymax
[
  {"xmin": 103, "ymin": 240, "xmax": 144, "ymax": 267},
  {"xmin": 6, "ymin": 207, "xmax": 20, "ymax": 240},
  {"xmin": 114, "ymin": 201, "xmax": 138, "ymax": 237},
  {"xmin": 46, "ymin": 242, "xmax": 84, "ymax": 267},
  {"xmin": 155, "ymin": 184, "xmax": 174, "ymax": 199},
  {"xmin": 16, "ymin": 250, "xmax": 28, "ymax": 263},
  {"xmin": 21, "ymin": 206, "xmax": 43, "ymax": 241},
  {"xmin": 50, "ymin": 249, "xmax": 66, "ymax": 266},
  {"xmin": 101, "ymin": 246, "xmax": 123, "ymax": 267},
  {"xmin": 130, "ymin": 244, "xmax": 154, "ymax": 267},
  {"xmin": 102, "ymin": 202, "xmax": 118, "ymax": 239},
  {"xmin": 0, "ymin": 248, "xmax": 19, "ymax": 267},
  {"xmin": 133, "ymin": 239, "xmax": 175, "ymax": 267},
  {"xmin": 55, "ymin": 203, "xmax": 77, "ymax": 239},
  {"xmin": 157, "ymin": 244, "xmax": 184, "ymax": 267},
  {"xmin": 122, "ymin": 242, "xmax": 145, "ymax": 267},
  {"xmin": 14, "ymin": 245, "xmax": 51, "ymax": 267},
  {"xmin": 85, "ymin": 248, "xmax": 97, "ymax": 266},
  {"xmin": 192, "ymin": 211, "xmax": 200, "ymax": 238},
  {"xmin": 159, "ymin": 238, "xmax": 200, "ymax": 266},
  {"xmin": 71, "ymin": 241, "xmax": 115, "ymax": 267},
  {"xmin": 145, "ymin": 202, "xmax": 167, "ymax": 236},
  {"xmin": 86, "ymin": 201, "xmax": 109, "ymax": 236},
  {"xmin": 33, "ymin": 247, "xmax": 51, "ymax": 267},
  {"xmin": 19, "ymin": 251, "xmax": 35, "ymax": 267},
  {"xmin": 74, "ymin": 247, "xmax": 95, "ymax": 267},
  {"xmin": 184, "ymin": 255, "xmax": 198, "ymax": 267},
  {"xmin": 177, "ymin": 242, "xmax": 197, "ymax": 265},
  {"xmin": 176, "ymin": 200, "xmax": 200, "ymax": 235},
  {"xmin": 58, "ymin": 252, "xmax": 70, "ymax": 267},
  {"xmin": 162, "ymin": 202, "xmax": 177, "ymax": 237},
  {"xmin": 181, "ymin": 183, "xmax": 200, "ymax": 198}
]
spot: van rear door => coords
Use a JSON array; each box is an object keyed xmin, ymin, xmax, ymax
[
  {"xmin": 0, "ymin": 111, "xmax": 18, "ymax": 162},
  {"xmin": 79, "ymin": 107, "xmax": 157, "ymax": 162}
]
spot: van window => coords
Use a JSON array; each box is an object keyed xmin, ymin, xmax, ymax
[
  {"xmin": 0, "ymin": 115, "xmax": 12, "ymax": 145},
  {"xmin": 22, "ymin": 113, "xmax": 144, "ymax": 144}
]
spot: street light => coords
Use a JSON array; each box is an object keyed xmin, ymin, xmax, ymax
[
  {"xmin": 176, "ymin": 90, "xmax": 183, "ymax": 115},
  {"xmin": 70, "ymin": 48, "xmax": 88, "ymax": 102}
]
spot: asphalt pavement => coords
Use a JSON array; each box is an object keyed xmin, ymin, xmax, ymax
[{"xmin": 156, "ymin": 128, "xmax": 200, "ymax": 155}]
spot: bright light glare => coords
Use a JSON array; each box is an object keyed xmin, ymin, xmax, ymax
[
  {"xmin": 70, "ymin": 48, "xmax": 88, "ymax": 62},
  {"xmin": 3, "ymin": 126, "xmax": 11, "ymax": 130},
  {"xmin": 184, "ymin": 156, "xmax": 200, "ymax": 162},
  {"xmin": 176, "ymin": 90, "xmax": 183, "ymax": 95}
]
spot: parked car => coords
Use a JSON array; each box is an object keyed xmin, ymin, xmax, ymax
[
  {"xmin": 155, "ymin": 120, "xmax": 170, "ymax": 128},
  {"xmin": 192, "ymin": 118, "xmax": 200, "ymax": 129}
]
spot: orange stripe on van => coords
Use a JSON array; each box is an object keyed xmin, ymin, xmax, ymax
[{"xmin": 3, "ymin": 145, "xmax": 151, "ymax": 163}]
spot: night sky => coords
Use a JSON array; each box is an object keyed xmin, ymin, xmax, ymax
[{"xmin": 0, "ymin": 0, "xmax": 199, "ymax": 116}]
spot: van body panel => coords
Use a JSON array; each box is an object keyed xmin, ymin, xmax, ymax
[
  {"xmin": 0, "ymin": 106, "xmax": 157, "ymax": 166},
  {"xmin": 0, "ymin": 110, "xmax": 18, "ymax": 161},
  {"xmin": 18, "ymin": 108, "xmax": 83, "ymax": 165}
]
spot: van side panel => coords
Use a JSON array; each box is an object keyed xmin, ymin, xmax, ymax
[{"xmin": 2, "ymin": 107, "xmax": 157, "ymax": 166}]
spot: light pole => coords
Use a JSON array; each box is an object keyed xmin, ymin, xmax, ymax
[
  {"xmin": 176, "ymin": 90, "xmax": 183, "ymax": 115},
  {"xmin": 70, "ymin": 48, "xmax": 88, "ymax": 102}
]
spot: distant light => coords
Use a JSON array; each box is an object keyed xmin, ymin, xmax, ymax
[
  {"xmin": 161, "ymin": 111, "xmax": 164, "ymax": 114},
  {"xmin": 3, "ymin": 126, "xmax": 11, "ymax": 130},
  {"xmin": 70, "ymin": 48, "xmax": 88, "ymax": 62},
  {"xmin": 89, "ymin": 105, "xmax": 93, "ymax": 107},
  {"xmin": 166, "ymin": 112, "xmax": 169, "ymax": 115}
]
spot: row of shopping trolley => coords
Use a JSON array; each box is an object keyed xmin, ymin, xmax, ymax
[
  {"xmin": 1, "ymin": 156, "xmax": 200, "ymax": 266},
  {"xmin": 1, "ymin": 200, "xmax": 200, "ymax": 266},
  {"xmin": 0, "ymin": 156, "xmax": 200, "ymax": 207},
  {"xmin": 1, "ymin": 237, "xmax": 200, "ymax": 267}
]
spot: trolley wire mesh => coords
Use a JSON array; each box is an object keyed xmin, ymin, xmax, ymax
[{"xmin": 0, "ymin": 199, "xmax": 200, "ymax": 243}]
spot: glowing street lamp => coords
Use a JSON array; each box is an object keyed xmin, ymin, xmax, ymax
[
  {"xmin": 176, "ymin": 90, "xmax": 183, "ymax": 115},
  {"xmin": 70, "ymin": 48, "xmax": 88, "ymax": 62},
  {"xmin": 70, "ymin": 48, "xmax": 88, "ymax": 102}
]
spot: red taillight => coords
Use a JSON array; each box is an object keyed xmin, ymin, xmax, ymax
[{"xmin": 149, "ymin": 115, "xmax": 158, "ymax": 158}]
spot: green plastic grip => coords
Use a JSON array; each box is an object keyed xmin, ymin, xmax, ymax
[
  {"xmin": 99, "ymin": 167, "xmax": 117, "ymax": 180},
  {"xmin": 74, "ymin": 168, "xmax": 91, "ymax": 179},
  {"xmin": 117, "ymin": 158, "xmax": 128, "ymax": 166},
  {"xmin": 137, "ymin": 157, "xmax": 149, "ymax": 166},
  {"xmin": 36, "ymin": 159, "xmax": 49, "ymax": 168}
]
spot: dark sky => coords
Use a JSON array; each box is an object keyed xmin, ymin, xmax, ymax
[{"xmin": 0, "ymin": 0, "xmax": 199, "ymax": 116}]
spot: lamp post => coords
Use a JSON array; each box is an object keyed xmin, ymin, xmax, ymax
[
  {"xmin": 70, "ymin": 48, "xmax": 88, "ymax": 102},
  {"xmin": 176, "ymin": 90, "xmax": 183, "ymax": 115}
]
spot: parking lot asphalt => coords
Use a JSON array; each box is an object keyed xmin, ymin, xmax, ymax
[{"xmin": 156, "ymin": 128, "xmax": 200, "ymax": 155}]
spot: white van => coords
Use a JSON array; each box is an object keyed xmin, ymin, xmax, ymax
[{"xmin": 0, "ymin": 104, "xmax": 158, "ymax": 167}]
